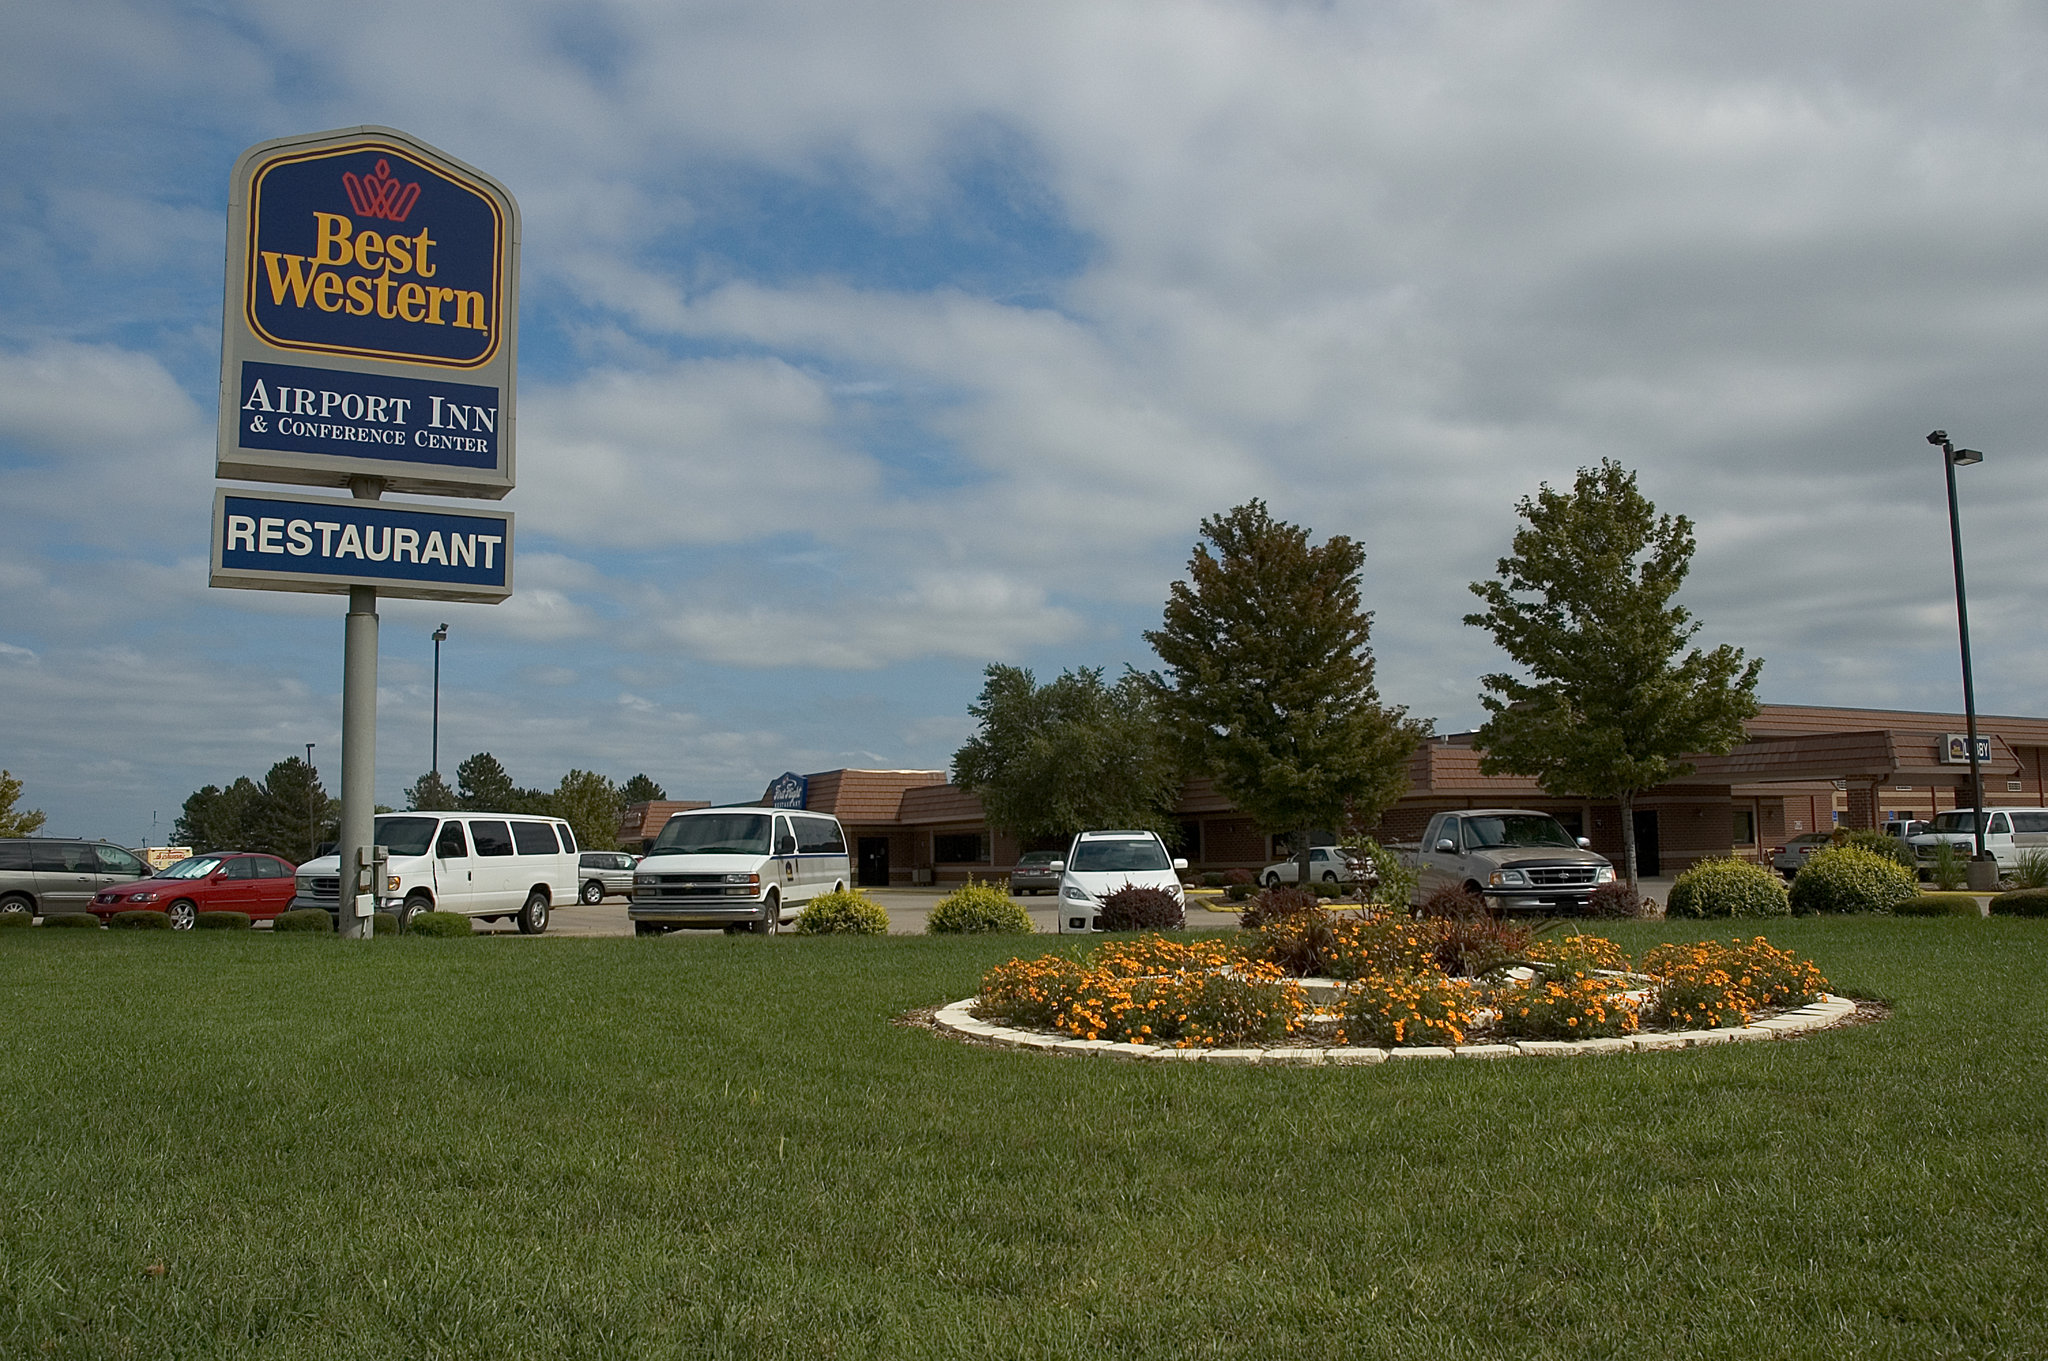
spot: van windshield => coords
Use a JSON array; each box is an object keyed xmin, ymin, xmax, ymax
[
  {"xmin": 1069, "ymin": 839, "xmax": 1171, "ymax": 872},
  {"xmin": 1932, "ymin": 811, "xmax": 1985, "ymax": 834},
  {"xmin": 372, "ymin": 817, "xmax": 440, "ymax": 857},
  {"xmin": 652, "ymin": 813, "xmax": 772, "ymax": 856}
]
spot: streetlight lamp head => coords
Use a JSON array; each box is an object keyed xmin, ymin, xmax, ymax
[
  {"xmin": 1926, "ymin": 430, "xmax": 1950, "ymax": 446},
  {"xmin": 1951, "ymin": 448, "xmax": 1984, "ymax": 466},
  {"xmin": 433, "ymin": 623, "xmax": 449, "ymax": 642}
]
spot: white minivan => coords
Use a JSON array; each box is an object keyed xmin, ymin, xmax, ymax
[
  {"xmin": 1053, "ymin": 829, "xmax": 1188, "ymax": 934},
  {"xmin": 292, "ymin": 811, "xmax": 580, "ymax": 934},
  {"xmin": 629, "ymin": 806, "xmax": 851, "ymax": 935}
]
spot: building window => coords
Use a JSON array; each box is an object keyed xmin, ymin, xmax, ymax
[
  {"xmin": 932, "ymin": 832, "xmax": 989, "ymax": 864},
  {"xmin": 1732, "ymin": 810, "xmax": 1755, "ymax": 846},
  {"xmin": 2009, "ymin": 780, "xmax": 2025, "ymax": 793}
]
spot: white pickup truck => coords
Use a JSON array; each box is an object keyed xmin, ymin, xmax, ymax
[{"xmin": 1408, "ymin": 808, "xmax": 1616, "ymax": 914}]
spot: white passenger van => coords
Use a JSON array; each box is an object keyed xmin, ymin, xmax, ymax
[
  {"xmin": 292, "ymin": 812, "xmax": 579, "ymax": 934},
  {"xmin": 629, "ymin": 806, "xmax": 850, "ymax": 935},
  {"xmin": 1907, "ymin": 808, "xmax": 2048, "ymax": 878}
]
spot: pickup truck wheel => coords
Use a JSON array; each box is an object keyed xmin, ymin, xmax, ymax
[
  {"xmin": 579, "ymin": 878, "xmax": 604, "ymax": 905},
  {"xmin": 516, "ymin": 890, "xmax": 550, "ymax": 935},
  {"xmin": 634, "ymin": 921, "xmax": 665, "ymax": 937}
]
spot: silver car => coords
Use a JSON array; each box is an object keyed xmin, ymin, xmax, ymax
[
  {"xmin": 577, "ymin": 851, "xmax": 637, "ymax": 904},
  {"xmin": 1769, "ymin": 833, "xmax": 1833, "ymax": 879}
]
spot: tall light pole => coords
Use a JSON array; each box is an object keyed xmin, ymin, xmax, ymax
[
  {"xmin": 432, "ymin": 623, "xmax": 449, "ymax": 779},
  {"xmin": 305, "ymin": 742, "xmax": 317, "ymax": 860},
  {"xmin": 1926, "ymin": 430, "xmax": 1993, "ymax": 884}
]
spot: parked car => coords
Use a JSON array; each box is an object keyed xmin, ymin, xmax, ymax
[
  {"xmin": 577, "ymin": 851, "xmax": 637, "ymax": 903},
  {"xmin": 1883, "ymin": 819, "xmax": 1932, "ymax": 842},
  {"xmin": 293, "ymin": 812, "xmax": 580, "ymax": 933},
  {"xmin": 1008, "ymin": 850, "xmax": 1061, "ymax": 895},
  {"xmin": 1408, "ymin": 809, "xmax": 1615, "ymax": 914},
  {"xmin": 1053, "ymin": 830, "xmax": 1188, "ymax": 934},
  {"xmin": 1769, "ymin": 832, "xmax": 1834, "ymax": 879},
  {"xmin": 631, "ymin": 807, "xmax": 850, "ymax": 936},
  {"xmin": 0, "ymin": 838, "xmax": 152, "ymax": 918},
  {"xmin": 1258, "ymin": 846, "xmax": 1363, "ymax": 887},
  {"xmin": 91, "ymin": 852, "xmax": 298, "ymax": 928}
]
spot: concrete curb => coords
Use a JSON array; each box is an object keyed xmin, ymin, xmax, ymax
[{"xmin": 931, "ymin": 993, "xmax": 1859, "ymax": 1064}]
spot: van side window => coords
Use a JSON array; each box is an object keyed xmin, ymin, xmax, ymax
[
  {"xmin": 436, "ymin": 823, "xmax": 468, "ymax": 858},
  {"xmin": 1990, "ymin": 812, "xmax": 2013, "ymax": 836},
  {"xmin": 796, "ymin": 816, "xmax": 846, "ymax": 855},
  {"xmin": 512, "ymin": 821, "xmax": 560, "ymax": 855},
  {"xmin": 0, "ymin": 841, "xmax": 31, "ymax": 870},
  {"xmin": 95, "ymin": 845, "xmax": 145, "ymax": 877},
  {"xmin": 2012, "ymin": 812, "xmax": 2048, "ymax": 834},
  {"xmin": 470, "ymin": 821, "xmax": 515, "ymax": 857},
  {"xmin": 32, "ymin": 842, "xmax": 90, "ymax": 872},
  {"xmin": 556, "ymin": 823, "xmax": 578, "ymax": 853},
  {"xmin": 774, "ymin": 816, "xmax": 796, "ymax": 855}
]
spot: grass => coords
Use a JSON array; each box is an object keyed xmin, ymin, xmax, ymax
[{"xmin": 3, "ymin": 918, "xmax": 2047, "ymax": 1359}]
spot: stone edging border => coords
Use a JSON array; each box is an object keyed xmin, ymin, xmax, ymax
[{"xmin": 932, "ymin": 993, "xmax": 1859, "ymax": 1064}]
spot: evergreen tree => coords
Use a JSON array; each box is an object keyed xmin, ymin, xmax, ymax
[
  {"xmin": 0, "ymin": 769, "xmax": 46, "ymax": 839},
  {"xmin": 552, "ymin": 769, "xmax": 622, "ymax": 852},
  {"xmin": 251, "ymin": 758, "xmax": 335, "ymax": 862},
  {"xmin": 406, "ymin": 770, "xmax": 458, "ymax": 811},
  {"xmin": 619, "ymin": 773, "xmax": 667, "ymax": 805},
  {"xmin": 1144, "ymin": 500, "xmax": 1430, "ymax": 883},
  {"xmin": 455, "ymin": 752, "xmax": 516, "ymax": 810},
  {"xmin": 1465, "ymin": 459, "xmax": 1762, "ymax": 885},
  {"xmin": 952, "ymin": 665, "xmax": 1182, "ymax": 845},
  {"xmin": 174, "ymin": 777, "xmax": 264, "ymax": 852}
]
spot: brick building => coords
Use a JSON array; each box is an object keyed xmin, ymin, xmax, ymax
[{"xmin": 617, "ymin": 703, "xmax": 2048, "ymax": 883}]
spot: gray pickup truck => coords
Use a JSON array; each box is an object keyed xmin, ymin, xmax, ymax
[{"xmin": 1409, "ymin": 809, "xmax": 1616, "ymax": 913}]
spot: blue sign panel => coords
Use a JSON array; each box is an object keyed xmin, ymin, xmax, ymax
[
  {"xmin": 768, "ymin": 772, "xmax": 809, "ymax": 810},
  {"xmin": 244, "ymin": 141, "xmax": 504, "ymax": 368},
  {"xmin": 237, "ymin": 361, "xmax": 498, "ymax": 469},
  {"xmin": 210, "ymin": 489, "xmax": 512, "ymax": 603}
]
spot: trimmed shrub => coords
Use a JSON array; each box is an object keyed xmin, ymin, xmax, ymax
[
  {"xmin": 1893, "ymin": 894, "xmax": 1977, "ymax": 918},
  {"xmin": 371, "ymin": 911, "xmax": 398, "ymax": 935},
  {"xmin": 1426, "ymin": 915, "xmax": 1530, "ymax": 979},
  {"xmin": 273, "ymin": 909, "xmax": 335, "ymax": 933},
  {"xmin": 1238, "ymin": 910, "xmax": 1336, "ymax": 977},
  {"xmin": 1222, "ymin": 868, "xmax": 1254, "ymax": 888},
  {"xmin": 407, "ymin": 911, "xmax": 474, "ymax": 937},
  {"xmin": 40, "ymin": 912, "xmax": 100, "ymax": 929},
  {"xmin": 0, "ymin": 909, "xmax": 31, "ymax": 929},
  {"xmin": 1199, "ymin": 871, "xmax": 1225, "ymax": 888},
  {"xmin": 1665, "ymin": 858, "xmax": 1790, "ymax": 920},
  {"xmin": 1838, "ymin": 829, "xmax": 1916, "ymax": 870},
  {"xmin": 793, "ymin": 888, "xmax": 889, "ymax": 935},
  {"xmin": 195, "ymin": 911, "xmax": 252, "ymax": 930},
  {"xmin": 1097, "ymin": 883, "xmax": 1184, "ymax": 932},
  {"xmin": 924, "ymin": 881, "xmax": 1033, "ymax": 935},
  {"xmin": 110, "ymin": 909, "xmax": 171, "ymax": 930},
  {"xmin": 1585, "ymin": 881, "xmax": 1648, "ymax": 920},
  {"xmin": 1789, "ymin": 845, "xmax": 1919, "ymax": 915},
  {"xmin": 1236, "ymin": 885, "xmax": 1322, "ymax": 932},
  {"xmin": 1990, "ymin": 888, "xmax": 2048, "ymax": 919},
  {"xmin": 1306, "ymin": 880, "xmax": 1343, "ymax": 899},
  {"xmin": 1224, "ymin": 881, "xmax": 1253, "ymax": 902},
  {"xmin": 1418, "ymin": 883, "xmax": 1485, "ymax": 919}
]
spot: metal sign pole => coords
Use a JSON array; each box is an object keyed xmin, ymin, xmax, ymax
[{"xmin": 338, "ymin": 475, "xmax": 383, "ymax": 939}]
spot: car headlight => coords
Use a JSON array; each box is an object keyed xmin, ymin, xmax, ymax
[
  {"xmin": 131, "ymin": 891, "xmax": 159, "ymax": 903},
  {"xmin": 1062, "ymin": 886, "xmax": 1091, "ymax": 902},
  {"xmin": 724, "ymin": 872, "xmax": 759, "ymax": 885},
  {"xmin": 1488, "ymin": 870, "xmax": 1528, "ymax": 887},
  {"xmin": 1595, "ymin": 865, "xmax": 1616, "ymax": 884},
  {"xmin": 635, "ymin": 874, "xmax": 657, "ymax": 886}
]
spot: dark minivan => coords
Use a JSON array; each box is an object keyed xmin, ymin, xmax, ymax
[{"xmin": 0, "ymin": 839, "xmax": 152, "ymax": 918}]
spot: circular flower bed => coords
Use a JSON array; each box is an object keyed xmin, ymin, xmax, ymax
[{"xmin": 958, "ymin": 901, "xmax": 1842, "ymax": 1059}]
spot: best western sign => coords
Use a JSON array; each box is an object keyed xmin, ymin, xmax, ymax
[
  {"xmin": 210, "ymin": 488, "xmax": 512, "ymax": 603},
  {"xmin": 218, "ymin": 127, "xmax": 519, "ymax": 499}
]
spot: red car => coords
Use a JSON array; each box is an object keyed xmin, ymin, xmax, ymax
[{"xmin": 90, "ymin": 852, "xmax": 299, "ymax": 929}]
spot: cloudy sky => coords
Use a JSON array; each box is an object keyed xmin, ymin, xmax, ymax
[{"xmin": 3, "ymin": 1, "xmax": 2046, "ymax": 846}]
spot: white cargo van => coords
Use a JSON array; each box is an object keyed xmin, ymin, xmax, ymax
[
  {"xmin": 629, "ymin": 807, "xmax": 850, "ymax": 935},
  {"xmin": 292, "ymin": 812, "xmax": 579, "ymax": 933}
]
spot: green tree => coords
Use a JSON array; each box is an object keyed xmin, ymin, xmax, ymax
[
  {"xmin": 619, "ymin": 773, "xmax": 667, "ymax": 805},
  {"xmin": 174, "ymin": 776, "xmax": 264, "ymax": 852},
  {"xmin": 455, "ymin": 752, "xmax": 516, "ymax": 811},
  {"xmin": 0, "ymin": 770, "xmax": 47, "ymax": 839},
  {"xmin": 552, "ymin": 769, "xmax": 621, "ymax": 852},
  {"xmin": 1465, "ymin": 459, "xmax": 1762, "ymax": 885},
  {"xmin": 952, "ymin": 665, "xmax": 1182, "ymax": 846},
  {"xmin": 406, "ymin": 769, "xmax": 458, "ymax": 811},
  {"xmin": 251, "ymin": 757, "xmax": 336, "ymax": 862},
  {"xmin": 1144, "ymin": 500, "xmax": 1430, "ymax": 884}
]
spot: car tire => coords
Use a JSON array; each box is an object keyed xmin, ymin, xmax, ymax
[
  {"xmin": 164, "ymin": 899, "xmax": 198, "ymax": 930},
  {"xmin": 579, "ymin": 878, "xmax": 604, "ymax": 905},
  {"xmin": 1263, "ymin": 873, "xmax": 1281, "ymax": 889},
  {"xmin": 397, "ymin": 894, "xmax": 432, "ymax": 933},
  {"xmin": 749, "ymin": 890, "xmax": 780, "ymax": 935},
  {"xmin": 516, "ymin": 890, "xmax": 549, "ymax": 935},
  {"xmin": 0, "ymin": 893, "xmax": 34, "ymax": 918},
  {"xmin": 634, "ymin": 920, "xmax": 666, "ymax": 937},
  {"xmin": 1321, "ymin": 872, "xmax": 1338, "ymax": 883}
]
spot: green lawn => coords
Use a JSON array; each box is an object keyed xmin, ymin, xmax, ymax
[{"xmin": 4, "ymin": 918, "xmax": 2046, "ymax": 1359}]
